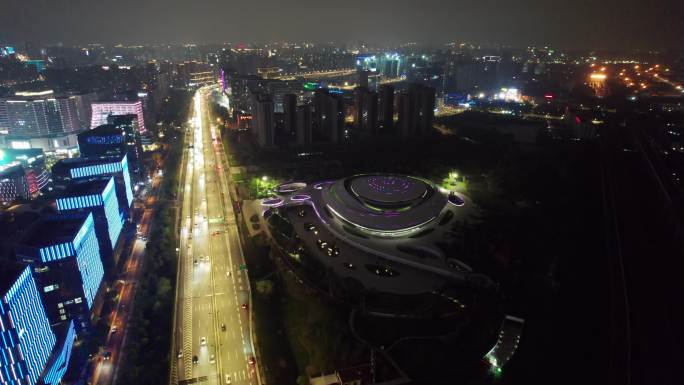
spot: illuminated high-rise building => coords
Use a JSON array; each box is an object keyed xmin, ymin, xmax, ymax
[
  {"xmin": 0, "ymin": 263, "xmax": 56, "ymax": 385},
  {"xmin": 0, "ymin": 90, "xmax": 96, "ymax": 155},
  {"xmin": 39, "ymin": 320, "xmax": 76, "ymax": 385},
  {"xmin": 15, "ymin": 213, "xmax": 105, "ymax": 330},
  {"xmin": 90, "ymin": 100, "xmax": 146, "ymax": 134},
  {"xmin": 56, "ymin": 176, "xmax": 124, "ymax": 271},
  {"xmin": 51, "ymin": 153, "xmax": 134, "ymax": 219},
  {"xmin": 78, "ymin": 115, "xmax": 143, "ymax": 179}
]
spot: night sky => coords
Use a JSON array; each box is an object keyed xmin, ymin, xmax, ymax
[{"xmin": 1, "ymin": 0, "xmax": 682, "ymax": 49}]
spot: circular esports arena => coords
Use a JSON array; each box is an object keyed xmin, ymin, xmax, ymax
[
  {"xmin": 265, "ymin": 174, "xmax": 504, "ymax": 382},
  {"xmin": 321, "ymin": 174, "xmax": 448, "ymax": 237}
]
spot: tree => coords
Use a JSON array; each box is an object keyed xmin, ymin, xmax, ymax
[{"xmin": 256, "ymin": 280, "xmax": 274, "ymax": 297}]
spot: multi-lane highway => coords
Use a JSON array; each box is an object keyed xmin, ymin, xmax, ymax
[{"xmin": 171, "ymin": 86, "xmax": 258, "ymax": 385}]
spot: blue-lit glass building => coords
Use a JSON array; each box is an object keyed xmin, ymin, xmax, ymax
[
  {"xmin": 56, "ymin": 176, "xmax": 124, "ymax": 271},
  {"xmin": 77, "ymin": 116, "xmax": 143, "ymax": 179},
  {"xmin": 39, "ymin": 320, "xmax": 75, "ymax": 385},
  {"xmin": 15, "ymin": 213, "xmax": 105, "ymax": 330},
  {"xmin": 0, "ymin": 263, "xmax": 56, "ymax": 385},
  {"xmin": 51, "ymin": 154, "xmax": 134, "ymax": 219}
]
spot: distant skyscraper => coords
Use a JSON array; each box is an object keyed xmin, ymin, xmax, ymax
[
  {"xmin": 296, "ymin": 105, "xmax": 313, "ymax": 146},
  {"xmin": 314, "ymin": 89, "xmax": 345, "ymax": 144},
  {"xmin": 267, "ymin": 80, "xmax": 303, "ymax": 113},
  {"xmin": 283, "ymin": 93, "xmax": 297, "ymax": 142},
  {"xmin": 313, "ymin": 89, "xmax": 345, "ymax": 143},
  {"xmin": 0, "ymin": 263, "xmax": 56, "ymax": 385},
  {"xmin": 358, "ymin": 70, "xmax": 370, "ymax": 89},
  {"xmin": 379, "ymin": 84, "xmax": 395, "ymax": 131},
  {"xmin": 90, "ymin": 100, "xmax": 146, "ymax": 134},
  {"xmin": 15, "ymin": 213, "xmax": 105, "ymax": 330},
  {"xmin": 398, "ymin": 84, "xmax": 435, "ymax": 138},
  {"xmin": 354, "ymin": 87, "xmax": 378, "ymax": 134},
  {"xmin": 252, "ymin": 93, "xmax": 275, "ymax": 148}
]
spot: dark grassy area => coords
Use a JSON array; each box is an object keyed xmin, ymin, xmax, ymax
[
  {"xmin": 280, "ymin": 272, "xmax": 366, "ymax": 378},
  {"xmin": 243, "ymin": 234, "xmax": 299, "ymax": 385}
]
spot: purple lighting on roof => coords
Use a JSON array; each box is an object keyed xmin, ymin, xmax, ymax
[
  {"xmin": 291, "ymin": 194, "xmax": 311, "ymax": 201},
  {"xmin": 448, "ymin": 193, "xmax": 465, "ymax": 206},
  {"xmin": 262, "ymin": 198, "xmax": 284, "ymax": 207},
  {"xmin": 366, "ymin": 176, "xmax": 412, "ymax": 196}
]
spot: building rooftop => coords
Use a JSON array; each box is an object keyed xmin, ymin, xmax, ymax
[
  {"xmin": 0, "ymin": 260, "xmax": 28, "ymax": 298},
  {"xmin": 79, "ymin": 124, "xmax": 121, "ymax": 137},
  {"xmin": 20, "ymin": 215, "xmax": 87, "ymax": 248},
  {"xmin": 266, "ymin": 174, "xmax": 488, "ymax": 296},
  {"xmin": 59, "ymin": 177, "xmax": 112, "ymax": 197},
  {"xmin": 322, "ymin": 175, "xmax": 448, "ymax": 233}
]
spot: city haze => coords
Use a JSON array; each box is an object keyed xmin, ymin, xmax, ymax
[{"xmin": 1, "ymin": 0, "xmax": 683, "ymax": 49}]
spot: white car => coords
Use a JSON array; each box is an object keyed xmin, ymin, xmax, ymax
[
  {"xmin": 200, "ymin": 336, "xmax": 206, "ymax": 346},
  {"xmin": 209, "ymin": 354, "xmax": 216, "ymax": 364},
  {"xmin": 225, "ymin": 375, "xmax": 231, "ymax": 384}
]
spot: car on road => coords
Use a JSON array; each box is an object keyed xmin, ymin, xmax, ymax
[
  {"xmin": 110, "ymin": 326, "xmax": 118, "ymax": 334},
  {"xmin": 225, "ymin": 375, "xmax": 231, "ymax": 384},
  {"xmin": 304, "ymin": 223, "xmax": 317, "ymax": 233},
  {"xmin": 241, "ymin": 303, "xmax": 248, "ymax": 310},
  {"xmin": 194, "ymin": 259, "xmax": 198, "ymax": 266},
  {"xmin": 209, "ymin": 354, "xmax": 215, "ymax": 364},
  {"xmin": 317, "ymin": 239, "xmax": 327, "ymax": 250},
  {"xmin": 221, "ymin": 323, "xmax": 226, "ymax": 331},
  {"xmin": 192, "ymin": 355, "xmax": 198, "ymax": 365},
  {"xmin": 177, "ymin": 349, "xmax": 183, "ymax": 358},
  {"xmin": 103, "ymin": 351, "xmax": 112, "ymax": 360},
  {"xmin": 200, "ymin": 337, "xmax": 207, "ymax": 346},
  {"xmin": 298, "ymin": 209, "xmax": 306, "ymax": 218},
  {"xmin": 326, "ymin": 244, "xmax": 340, "ymax": 257},
  {"xmin": 248, "ymin": 356, "xmax": 255, "ymax": 366}
]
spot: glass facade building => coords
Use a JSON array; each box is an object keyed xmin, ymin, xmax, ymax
[
  {"xmin": 39, "ymin": 320, "xmax": 75, "ymax": 385},
  {"xmin": 51, "ymin": 154, "xmax": 134, "ymax": 219},
  {"xmin": 56, "ymin": 176, "xmax": 124, "ymax": 251},
  {"xmin": 15, "ymin": 213, "xmax": 104, "ymax": 330},
  {"xmin": 90, "ymin": 100, "xmax": 146, "ymax": 134},
  {"xmin": 0, "ymin": 264, "xmax": 56, "ymax": 385}
]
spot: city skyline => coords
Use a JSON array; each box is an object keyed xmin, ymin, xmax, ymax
[{"xmin": 1, "ymin": 0, "xmax": 683, "ymax": 50}]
